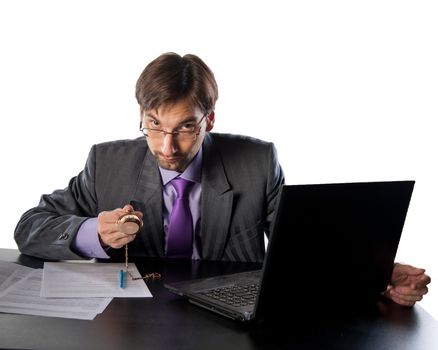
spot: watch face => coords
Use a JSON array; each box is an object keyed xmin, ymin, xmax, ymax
[{"xmin": 117, "ymin": 214, "xmax": 143, "ymax": 235}]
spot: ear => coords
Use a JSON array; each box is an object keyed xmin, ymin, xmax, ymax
[
  {"xmin": 206, "ymin": 111, "xmax": 215, "ymax": 132},
  {"xmin": 139, "ymin": 105, "xmax": 145, "ymax": 117}
]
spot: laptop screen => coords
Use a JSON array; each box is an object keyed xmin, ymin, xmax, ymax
[{"xmin": 255, "ymin": 181, "xmax": 414, "ymax": 319}]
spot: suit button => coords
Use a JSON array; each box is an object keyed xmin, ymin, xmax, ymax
[{"xmin": 58, "ymin": 233, "xmax": 69, "ymax": 240}]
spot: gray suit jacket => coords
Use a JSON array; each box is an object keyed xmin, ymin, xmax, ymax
[{"xmin": 14, "ymin": 133, "xmax": 284, "ymax": 262}]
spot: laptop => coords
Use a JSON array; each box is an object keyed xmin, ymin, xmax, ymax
[{"xmin": 164, "ymin": 181, "xmax": 415, "ymax": 322}]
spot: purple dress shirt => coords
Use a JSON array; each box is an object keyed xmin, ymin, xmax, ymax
[{"xmin": 72, "ymin": 148, "xmax": 203, "ymax": 259}]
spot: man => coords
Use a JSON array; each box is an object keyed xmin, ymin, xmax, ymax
[{"xmin": 15, "ymin": 52, "xmax": 430, "ymax": 306}]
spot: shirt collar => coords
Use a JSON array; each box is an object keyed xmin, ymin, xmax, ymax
[{"xmin": 159, "ymin": 147, "xmax": 203, "ymax": 186}]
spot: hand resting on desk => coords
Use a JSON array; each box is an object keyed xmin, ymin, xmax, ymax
[{"xmin": 383, "ymin": 263, "xmax": 431, "ymax": 307}]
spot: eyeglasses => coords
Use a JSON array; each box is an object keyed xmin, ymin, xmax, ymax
[{"xmin": 139, "ymin": 114, "xmax": 207, "ymax": 143}]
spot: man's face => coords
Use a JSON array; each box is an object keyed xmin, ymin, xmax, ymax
[{"xmin": 141, "ymin": 99, "xmax": 214, "ymax": 172}]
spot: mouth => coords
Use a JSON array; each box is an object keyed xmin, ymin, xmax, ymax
[{"xmin": 159, "ymin": 156, "xmax": 181, "ymax": 163}]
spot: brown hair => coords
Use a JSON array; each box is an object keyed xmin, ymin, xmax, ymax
[{"xmin": 135, "ymin": 52, "xmax": 218, "ymax": 114}]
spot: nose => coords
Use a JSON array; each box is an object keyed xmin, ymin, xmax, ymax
[{"xmin": 161, "ymin": 133, "xmax": 178, "ymax": 157}]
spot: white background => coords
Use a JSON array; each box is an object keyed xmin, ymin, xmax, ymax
[{"xmin": 0, "ymin": 1, "xmax": 436, "ymax": 318}]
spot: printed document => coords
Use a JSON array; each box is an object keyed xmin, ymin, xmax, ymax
[
  {"xmin": 0, "ymin": 269, "xmax": 111, "ymax": 320},
  {"xmin": 41, "ymin": 262, "xmax": 152, "ymax": 298},
  {"xmin": 0, "ymin": 261, "xmax": 34, "ymax": 296}
]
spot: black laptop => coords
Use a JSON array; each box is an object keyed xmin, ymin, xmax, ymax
[{"xmin": 164, "ymin": 181, "xmax": 415, "ymax": 322}]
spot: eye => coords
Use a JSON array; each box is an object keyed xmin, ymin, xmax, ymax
[
  {"xmin": 147, "ymin": 119, "xmax": 160, "ymax": 128},
  {"xmin": 180, "ymin": 123, "xmax": 196, "ymax": 131}
]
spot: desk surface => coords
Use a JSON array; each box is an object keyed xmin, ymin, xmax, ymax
[{"xmin": 0, "ymin": 248, "xmax": 437, "ymax": 350}]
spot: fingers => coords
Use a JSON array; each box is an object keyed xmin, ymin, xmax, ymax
[
  {"xmin": 396, "ymin": 272, "xmax": 432, "ymax": 289},
  {"xmin": 391, "ymin": 264, "xmax": 431, "ymax": 290},
  {"xmin": 392, "ymin": 285, "xmax": 429, "ymax": 298},
  {"xmin": 122, "ymin": 204, "xmax": 134, "ymax": 212},
  {"xmin": 388, "ymin": 294, "xmax": 418, "ymax": 307},
  {"xmin": 412, "ymin": 274, "xmax": 431, "ymax": 289},
  {"xmin": 105, "ymin": 231, "xmax": 137, "ymax": 249},
  {"xmin": 384, "ymin": 281, "xmax": 429, "ymax": 307},
  {"xmin": 387, "ymin": 285, "xmax": 427, "ymax": 307},
  {"xmin": 97, "ymin": 205, "xmax": 143, "ymax": 249},
  {"xmin": 394, "ymin": 262, "xmax": 425, "ymax": 276},
  {"xmin": 121, "ymin": 204, "xmax": 143, "ymax": 220}
]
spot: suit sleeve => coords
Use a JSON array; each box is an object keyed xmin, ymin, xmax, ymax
[
  {"xmin": 264, "ymin": 143, "xmax": 285, "ymax": 237},
  {"xmin": 14, "ymin": 145, "xmax": 99, "ymax": 260}
]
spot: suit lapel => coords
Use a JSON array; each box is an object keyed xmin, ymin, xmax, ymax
[
  {"xmin": 130, "ymin": 134, "xmax": 233, "ymax": 259},
  {"xmin": 200, "ymin": 134, "xmax": 233, "ymax": 260},
  {"xmin": 131, "ymin": 150, "xmax": 164, "ymax": 257}
]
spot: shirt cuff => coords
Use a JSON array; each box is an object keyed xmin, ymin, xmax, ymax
[{"xmin": 71, "ymin": 218, "xmax": 110, "ymax": 259}]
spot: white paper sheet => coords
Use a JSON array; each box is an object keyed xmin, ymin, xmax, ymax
[
  {"xmin": 0, "ymin": 261, "xmax": 34, "ymax": 296},
  {"xmin": 41, "ymin": 262, "xmax": 153, "ymax": 298},
  {"xmin": 0, "ymin": 269, "xmax": 111, "ymax": 320}
]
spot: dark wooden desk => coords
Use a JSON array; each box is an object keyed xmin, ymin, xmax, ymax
[{"xmin": 0, "ymin": 248, "xmax": 437, "ymax": 350}]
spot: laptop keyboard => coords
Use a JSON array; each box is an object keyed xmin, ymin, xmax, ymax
[{"xmin": 200, "ymin": 283, "xmax": 259, "ymax": 307}]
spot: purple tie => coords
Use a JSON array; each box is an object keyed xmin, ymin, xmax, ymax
[{"xmin": 166, "ymin": 177, "xmax": 194, "ymax": 258}]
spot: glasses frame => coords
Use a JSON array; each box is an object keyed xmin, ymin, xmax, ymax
[{"xmin": 139, "ymin": 114, "xmax": 208, "ymax": 142}]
